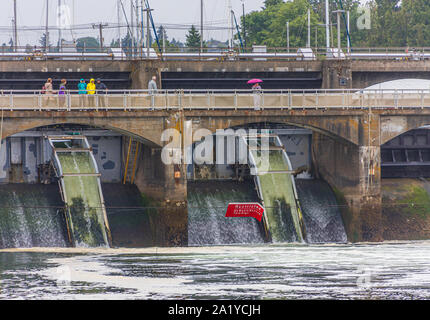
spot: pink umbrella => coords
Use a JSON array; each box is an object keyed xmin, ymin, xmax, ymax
[{"xmin": 247, "ymin": 79, "xmax": 263, "ymax": 85}]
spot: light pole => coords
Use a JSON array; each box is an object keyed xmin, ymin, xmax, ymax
[
  {"xmin": 333, "ymin": 10, "xmax": 345, "ymax": 58},
  {"xmin": 242, "ymin": 0, "xmax": 246, "ymax": 49},
  {"xmin": 325, "ymin": 0, "xmax": 330, "ymax": 51},
  {"xmin": 200, "ymin": 0, "xmax": 204, "ymax": 53},
  {"xmin": 307, "ymin": 9, "xmax": 311, "ymax": 48},
  {"xmin": 45, "ymin": 0, "xmax": 49, "ymax": 52},
  {"xmin": 144, "ymin": 8, "xmax": 153, "ymax": 58}
]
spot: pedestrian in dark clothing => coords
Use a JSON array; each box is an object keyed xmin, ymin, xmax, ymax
[{"xmin": 96, "ymin": 78, "xmax": 108, "ymax": 108}]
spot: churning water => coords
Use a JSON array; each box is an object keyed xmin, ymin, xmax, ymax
[
  {"xmin": 188, "ymin": 181, "xmax": 265, "ymax": 245},
  {"xmin": 0, "ymin": 185, "xmax": 68, "ymax": 249},
  {"xmin": 296, "ymin": 179, "xmax": 348, "ymax": 244},
  {"xmin": 1, "ymin": 242, "xmax": 430, "ymax": 299}
]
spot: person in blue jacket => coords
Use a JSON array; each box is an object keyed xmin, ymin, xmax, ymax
[{"xmin": 78, "ymin": 78, "xmax": 87, "ymax": 109}]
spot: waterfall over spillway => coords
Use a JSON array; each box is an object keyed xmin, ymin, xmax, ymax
[
  {"xmin": 188, "ymin": 181, "xmax": 265, "ymax": 246},
  {"xmin": 0, "ymin": 184, "xmax": 68, "ymax": 248},
  {"xmin": 296, "ymin": 179, "xmax": 347, "ymax": 243},
  {"xmin": 56, "ymin": 152, "xmax": 109, "ymax": 247},
  {"xmin": 49, "ymin": 136, "xmax": 110, "ymax": 248},
  {"xmin": 252, "ymin": 149, "xmax": 303, "ymax": 243}
]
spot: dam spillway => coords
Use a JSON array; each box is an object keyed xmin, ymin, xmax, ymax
[
  {"xmin": 245, "ymin": 134, "xmax": 305, "ymax": 243},
  {"xmin": 49, "ymin": 136, "xmax": 110, "ymax": 247}
]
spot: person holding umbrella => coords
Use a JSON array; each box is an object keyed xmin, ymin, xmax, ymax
[{"xmin": 248, "ymin": 79, "xmax": 263, "ymax": 110}]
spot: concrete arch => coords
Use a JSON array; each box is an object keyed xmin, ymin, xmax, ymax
[
  {"xmin": 191, "ymin": 114, "xmax": 360, "ymax": 145},
  {"xmin": 381, "ymin": 115, "xmax": 430, "ymax": 145},
  {"xmin": 0, "ymin": 112, "xmax": 164, "ymax": 147}
]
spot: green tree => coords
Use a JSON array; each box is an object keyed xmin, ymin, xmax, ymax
[
  {"xmin": 185, "ymin": 25, "xmax": 201, "ymax": 51},
  {"xmin": 39, "ymin": 33, "xmax": 52, "ymax": 49},
  {"xmin": 76, "ymin": 37, "xmax": 100, "ymax": 52}
]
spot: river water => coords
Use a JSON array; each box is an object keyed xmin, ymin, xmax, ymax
[{"xmin": 1, "ymin": 241, "xmax": 430, "ymax": 300}]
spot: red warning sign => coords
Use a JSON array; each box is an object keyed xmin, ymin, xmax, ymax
[{"xmin": 225, "ymin": 203, "xmax": 265, "ymax": 222}]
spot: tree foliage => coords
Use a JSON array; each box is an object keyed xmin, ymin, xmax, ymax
[
  {"xmin": 76, "ymin": 37, "xmax": 100, "ymax": 52},
  {"xmin": 185, "ymin": 25, "xmax": 202, "ymax": 50},
  {"xmin": 241, "ymin": 0, "xmax": 430, "ymax": 49}
]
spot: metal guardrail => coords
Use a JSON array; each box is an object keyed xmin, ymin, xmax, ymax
[
  {"xmin": 2, "ymin": 89, "xmax": 430, "ymax": 111},
  {"xmin": 3, "ymin": 46, "xmax": 430, "ymax": 61}
]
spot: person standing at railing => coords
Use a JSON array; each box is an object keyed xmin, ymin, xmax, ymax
[
  {"xmin": 78, "ymin": 79, "xmax": 87, "ymax": 110},
  {"xmin": 58, "ymin": 79, "xmax": 67, "ymax": 109},
  {"xmin": 86, "ymin": 78, "xmax": 96, "ymax": 108},
  {"xmin": 43, "ymin": 78, "xmax": 54, "ymax": 109},
  {"xmin": 96, "ymin": 78, "xmax": 107, "ymax": 108},
  {"xmin": 252, "ymin": 83, "xmax": 262, "ymax": 111},
  {"xmin": 148, "ymin": 76, "xmax": 158, "ymax": 110}
]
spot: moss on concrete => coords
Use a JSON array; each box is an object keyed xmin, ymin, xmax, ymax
[{"xmin": 381, "ymin": 179, "xmax": 430, "ymax": 240}]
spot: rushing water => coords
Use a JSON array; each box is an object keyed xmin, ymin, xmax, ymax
[
  {"xmin": 296, "ymin": 179, "xmax": 348, "ymax": 244},
  {"xmin": 188, "ymin": 181, "xmax": 265, "ymax": 245},
  {"xmin": 57, "ymin": 152, "xmax": 109, "ymax": 247},
  {"xmin": 0, "ymin": 185, "xmax": 68, "ymax": 249},
  {"xmin": 252, "ymin": 149, "xmax": 303, "ymax": 242},
  {"xmin": 1, "ymin": 242, "xmax": 430, "ymax": 299}
]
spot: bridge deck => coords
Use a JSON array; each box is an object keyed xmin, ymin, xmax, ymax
[{"xmin": 1, "ymin": 90, "xmax": 430, "ymax": 111}]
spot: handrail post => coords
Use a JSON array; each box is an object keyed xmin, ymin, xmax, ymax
[
  {"xmin": 234, "ymin": 90, "xmax": 237, "ymax": 110},
  {"xmin": 395, "ymin": 89, "xmax": 398, "ymax": 109},
  {"xmin": 67, "ymin": 91, "xmax": 71, "ymax": 111},
  {"xmin": 280, "ymin": 89, "xmax": 284, "ymax": 109},
  {"xmin": 288, "ymin": 89, "xmax": 292, "ymax": 109},
  {"xmin": 262, "ymin": 91, "xmax": 265, "ymax": 110}
]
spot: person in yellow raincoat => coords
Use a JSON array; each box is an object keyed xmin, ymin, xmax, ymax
[{"xmin": 86, "ymin": 78, "xmax": 96, "ymax": 108}]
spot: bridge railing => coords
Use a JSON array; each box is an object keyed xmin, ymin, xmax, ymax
[
  {"xmin": 5, "ymin": 45, "xmax": 430, "ymax": 61},
  {"xmin": 2, "ymin": 89, "xmax": 430, "ymax": 111}
]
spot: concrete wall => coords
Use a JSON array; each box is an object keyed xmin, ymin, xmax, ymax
[
  {"xmin": 0, "ymin": 135, "xmax": 123, "ymax": 184},
  {"xmin": 312, "ymin": 133, "xmax": 382, "ymax": 242},
  {"xmin": 4, "ymin": 59, "xmax": 430, "ymax": 91}
]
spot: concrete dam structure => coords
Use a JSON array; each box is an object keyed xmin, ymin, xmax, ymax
[{"xmin": 0, "ymin": 59, "xmax": 430, "ymax": 248}]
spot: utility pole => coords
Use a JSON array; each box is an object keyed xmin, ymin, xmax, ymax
[
  {"xmin": 46, "ymin": 0, "xmax": 50, "ymax": 52},
  {"xmin": 286, "ymin": 21, "xmax": 290, "ymax": 53},
  {"xmin": 93, "ymin": 23, "xmax": 108, "ymax": 51},
  {"xmin": 130, "ymin": 0, "xmax": 134, "ymax": 57},
  {"xmin": 228, "ymin": 0, "xmax": 233, "ymax": 49},
  {"xmin": 325, "ymin": 0, "xmax": 330, "ymax": 51},
  {"xmin": 200, "ymin": 0, "xmax": 203, "ymax": 53},
  {"xmin": 307, "ymin": 9, "xmax": 311, "ymax": 48},
  {"xmin": 141, "ymin": 0, "xmax": 144, "ymax": 50},
  {"xmin": 117, "ymin": 0, "xmax": 122, "ymax": 48},
  {"xmin": 242, "ymin": 0, "xmax": 246, "ymax": 48},
  {"xmin": 135, "ymin": 0, "xmax": 140, "ymax": 48},
  {"xmin": 13, "ymin": 0, "xmax": 18, "ymax": 52},
  {"xmin": 144, "ymin": 8, "xmax": 153, "ymax": 59},
  {"xmin": 58, "ymin": 0, "xmax": 62, "ymax": 52}
]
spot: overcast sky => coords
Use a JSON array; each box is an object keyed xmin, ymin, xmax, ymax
[{"xmin": 0, "ymin": 0, "xmax": 266, "ymax": 46}]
